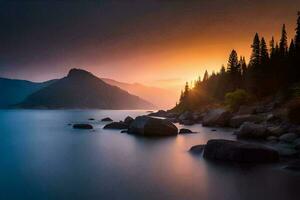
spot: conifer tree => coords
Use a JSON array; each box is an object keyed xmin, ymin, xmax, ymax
[
  {"xmin": 260, "ymin": 37, "xmax": 269, "ymax": 64},
  {"xmin": 250, "ymin": 33, "xmax": 260, "ymax": 66},
  {"xmin": 227, "ymin": 49, "xmax": 239, "ymax": 74},
  {"xmin": 203, "ymin": 70, "xmax": 209, "ymax": 82},
  {"xmin": 279, "ymin": 24, "xmax": 288, "ymax": 56},
  {"xmin": 270, "ymin": 37, "xmax": 275, "ymax": 58}
]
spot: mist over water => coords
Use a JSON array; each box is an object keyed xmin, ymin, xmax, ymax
[{"xmin": 0, "ymin": 110, "xmax": 299, "ymax": 200}]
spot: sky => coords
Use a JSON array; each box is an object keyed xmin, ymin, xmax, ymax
[{"xmin": 0, "ymin": 0, "xmax": 300, "ymax": 90}]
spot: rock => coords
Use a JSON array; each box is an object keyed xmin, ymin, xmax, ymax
[
  {"xmin": 124, "ymin": 116, "xmax": 134, "ymax": 125},
  {"xmin": 235, "ymin": 122, "xmax": 268, "ymax": 139},
  {"xmin": 179, "ymin": 128, "xmax": 194, "ymax": 134},
  {"xmin": 272, "ymin": 143, "xmax": 299, "ymax": 157},
  {"xmin": 88, "ymin": 118, "xmax": 95, "ymax": 121},
  {"xmin": 294, "ymin": 138, "xmax": 300, "ymax": 150},
  {"xmin": 121, "ymin": 130, "xmax": 128, "ymax": 133},
  {"xmin": 279, "ymin": 133, "xmax": 298, "ymax": 143},
  {"xmin": 148, "ymin": 110, "xmax": 167, "ymax": 117},
  {"xmin": 266, "ymin": 136, "xmax": 278, "ymax": 141},
  {"xmin": 73, "ymin": 124, "xmax": 93, "ymax": 129},
  {"xmin": 229, "ymin": 114, "xmax": 263, "ymax": 128},
  {"xmin": 179, "ymin": 111, "xmax": 193, "ymax": 121},
  {"xmin": 101, "ymin": 117, "xmax": 113, "ymax": 122},
  {"xmin": 284, "ymin": 160, "xmax": 300, "ymax": 171},
  {"xmin": 266, "ymin": 114, "xmax": 282, "ymax": 124},
  {"xmin": 202, "ymin": 109, "xmax": 231, "ymax": 127},
  {"xmin": 237, "ymin": 105, "xmax": 256, "ymax": 115},
  {"xmin": 189, "ymin": 145, "xmax": 205, "ymax": 154},
  {"xmin": 211, "ymin": 129, "xmax": 217, "ymax": 132},
  {"xmin": 267, "ymin": 125, "xmax": 286, "ymax": 136},
  {"xmin": 203, "ymin": 139, "xmax": 279, "ymax": 163},
  {"xmin": 103, "ymin": 122, "xmax": 128, "ymax": 129},
  {"xmin": 128, "ymin": 116, "xmax": 178, "ymax": 136}
]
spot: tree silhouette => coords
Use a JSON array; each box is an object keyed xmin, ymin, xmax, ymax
[
  {"xmin": 250, "ymin": 33, "xmax": 260, "ymax": 66},
  {"xmin": 279, "ymin": 24, "xmax": 288, "ymax": 56},
  {"xmin": 295, "ymin": 12, "xmax": 300, "ymax": 50},
  {"xmin": 260, "ymin": 37, "xmax": 269, "ymax": 64}
]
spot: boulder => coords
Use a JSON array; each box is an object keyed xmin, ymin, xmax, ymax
[
  {"xmin": 88, "ymin": 118, "xmax": 95, "ymax": 121},
  {"xmin": 179, "ymin": 128, "xmax": 194, "ymax": 134},
  {"xmin": 235, "ymin": 122, "xmax": 268, "ymax": 139},
  {"xmin": 279, "ymin": 133, "xmax": 298, "ymax": 143},
  {"xmin": 128, "ymin": 116, "xmax": 178, "ymax": 136},
  {"xmin": 179, "ymin": 119, "xmax": 195, "ymax": 125},
  {"xmin": 189, "ymin": 145, "xmax": 205, "ymax": 154},
  {"xmin": 73, "ymin": 124, "xmax": 93, "ymax": 129},
  {"xmin": 267, "ymin": 125, "xmax": 286, "ymax": 136},
  {"xmin": 237, "ymin": 105, "xmax": 256, "ymax": 115},
  {"xmin": 124, "ymin": 116, "xmax": 134, "ymax": 125},
  {"xmin": 101, "ymin": 117, "xmax": 113, "ymax": 122},
  {"xmin": 202, "ymin": 109, "xmax": 231, "ymax": 127},
  {"xmin": 272, "ymin": 143, "xmax": 299, "ymax": 157},
  {"xmin": 148, "ymin": 110, "xmax": 167, "ymax": 117},
  {"xmin": 294, "ymin": 138, "xmax": 300, "ymax": 150},
  {"xmin": 179, "ymin": 111, "xmax": 193, "ymax": 121},
  {"xmin": 203, "ymin": 139, "xmax": 279, "ymax": 163},
  {"xmin": 103, "ymin": 122, "xmax": 128, "ymax": 129},
  {"xmin": 266, "ymin": 136, "xmax": 278, "ymax": 142},
  {"xmin": 229, "ymin": 114, "xmax": 263, "ymax": 128}
]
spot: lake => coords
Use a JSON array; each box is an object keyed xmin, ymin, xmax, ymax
[{"xmin": 0, "ymin": 109, "xmax": 299, "ymax": 200}]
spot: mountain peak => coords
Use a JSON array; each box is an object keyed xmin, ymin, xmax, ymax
[{"xmin": 67, "ymin": 68, "xmax": 93, "ymax": 78}]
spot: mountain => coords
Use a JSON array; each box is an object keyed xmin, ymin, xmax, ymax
[
  {"xmin": 0, "ymin": 78, "xmax": 56, "ymax": 108},
  {"xmin": 102, "ymin": 78, "xmax": 178, "ymax": 109},
  {"xmin": 18, "ymin": 68, "xmax": 154, "ymax": 109}
]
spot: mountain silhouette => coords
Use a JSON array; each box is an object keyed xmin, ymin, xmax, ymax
[
  {"xmin": 102, "ymin": 78, "xmax": 178, "ymax": 109},
  {"xmin": 18, "ymin": 68, "xmax": 154, "ymax": 109},
  {"xmin": 0, "ymin": 78, "xmax": 56, "ymax": 108}
]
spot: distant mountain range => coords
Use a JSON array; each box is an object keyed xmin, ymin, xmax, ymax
[
  {"xmin": 0, "ymin": 78, "xmax": 56, "ymax": 108},
  {"xmin": 102, "ymin": 78, "xmax": 178, "ymax": 109},
  {"xmin": 17, "ymin": 69, "xmax": 154, "ymax": 109},
  {"xmin": 0, "ymin": 68, "xmax": 178, "ymax": 109}
]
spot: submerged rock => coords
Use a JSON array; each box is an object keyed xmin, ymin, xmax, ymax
[
  {"xmin": 179, "ymin": 128, "xmax": 194, "ymax": 134},
  {"xmin": 88, "ymin": 118, "xmax": 95, "ymax": 121},
  {"xmin": 101, "ymin": 117, "xmax": 113, "ymax": 122},
  {"xmin": 73, "ymin": 124, "xmax": 93, "ymax": 129},
  {"xmin": 203, "ymin": 139, "xmax": 279, "ymax": 163},
  {"xmin": 103, "ymin": 122, "xmax": 128, "ymax": 129},
  {"xmin": 128, "ymin": 116, "xmax": 178, "ymax": 136}
]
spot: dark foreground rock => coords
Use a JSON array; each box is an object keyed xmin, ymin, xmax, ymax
[
  {"xmin": 103, "ymin": 122, "xmax": 128, "ymax": 129},
  {"xmin": 179, "ymin": 128, "xmax": 194, "ymax": 134},
  {"xmin": 229, "ymin": 114, "xmax": 263, "ymax": 128},
  {"xmin": 284, "ymin": 160, "xmax": 300, "ymax": 171},
  {"xmin": 202, "ymin": 109, "xmax": 231, "ymax": 127},
  {"xmin": 101, "ymin": 117, "xmax": 113, "ymax": 122},
  {"xmin": 189, "ymin": 145, "xmax": 205, "ymax": 154},
  {"xmin": 203, "ymin": 139, "xmax": 279, "ymax": 163},
  {"xmin": 128, "ymin": 116, "xmax": 178, "ymax": 136},
  {"xmin": 73, "ymin": 124, "xmax": 93, "ymax": 129}
]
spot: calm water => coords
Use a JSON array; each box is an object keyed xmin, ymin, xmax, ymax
[{"xmin": 0, "ymin": 110, "xmax": 299, "ymax": 200}]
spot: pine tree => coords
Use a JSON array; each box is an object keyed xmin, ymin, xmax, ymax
[
  {"xmin": 227, "ymin": 49, "xmax": 239, "ymax": 74},
  {"xmin": 220, "ymin": 65, "xmax": 226, "ymax": 74},
  {"xmin": 250, "ymin": 33, "xmax": 260, "ymax": 66},
  {"xmin": 289, "ymin": 39, "xmax": 296, "ymax": 56},
  {"xmin": 203, "ymin": 70, "xmax": 209, "ymax": 82},
  {"xmin": 295, "ymin": 11, "xmax": 300, "ymax": 50},
  {"xmin": 260, "ymin": 37, "xmax": 269, "ymax": 64},
  {"xmin": 270, "ymin": 36, "xmax": 275, "ymax": 58},
  {"xmin": 279, "ymin": 24, "xmax": 288, "ymax": 56},
  {"xmin": 240, "ymin": 56, "xmax": 247, "ymax": 75}
]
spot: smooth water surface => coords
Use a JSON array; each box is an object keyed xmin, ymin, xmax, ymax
[{"xmin": 0, "ymin": 110, "xmax": 299, "ymax": 200}]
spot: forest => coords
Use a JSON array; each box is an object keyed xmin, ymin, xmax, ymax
[{"xmin": 174, "ymin": 12, "xmax": 300, "ymax": 112}]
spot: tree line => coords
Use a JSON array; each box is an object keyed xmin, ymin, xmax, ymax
[{"xmin": 175, "ymin": 12, "xmax": 300, "ymax": 111}]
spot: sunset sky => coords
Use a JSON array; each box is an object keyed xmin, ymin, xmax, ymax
[{"xmin": 0, "ymin": 0, "xmax": 300, "ymax": 90}]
